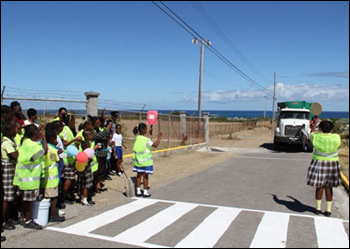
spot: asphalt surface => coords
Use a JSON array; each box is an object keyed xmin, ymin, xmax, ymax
[{"xmin": 2, "ymin": 146, "xmax": 349, "ymax": 248}]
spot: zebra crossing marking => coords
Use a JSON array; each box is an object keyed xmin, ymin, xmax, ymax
[
  {"xmin": 175, "ymin": 206, "xmax": 241, "ymax": 248},
  {"xmin": 47, "ymin": 198, "xmax": 349, "ymax": 248}
]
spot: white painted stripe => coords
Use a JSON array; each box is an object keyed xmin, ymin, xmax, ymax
[
  {"xmin": 47, "ymin": 227, "xmax": 170, "ymax": 248},
  {"xmin": 114, "ymin": 202, "xmax": 198, "ymax": 244},
  {"xmin": 47, "ymin": 198, "xmax": 158, "ymax": 235},
  {"xmin": 314, "ymin": 217, "xmax": 349, "ymax": 248},
  {"xmin": 175, "ymin": 207, "xmax": 240, "ymax": 248},
  {"xmin": 141, "ymin": 198, "xmax": 348, "ymax": 222},
  {"xmin": 250, "ymin": 212, "xmax": 289, "ymax": 248}
]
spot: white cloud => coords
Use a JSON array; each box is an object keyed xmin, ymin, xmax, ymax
[
  {"xmin": 275, "ymin": 83, "xmax": 349, "ymax": 103},
  {"xmin": 182, "ymin": 83, "xmax": 349, "ymax": 106}
]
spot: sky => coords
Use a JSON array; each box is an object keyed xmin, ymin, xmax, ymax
[{"xmin": 1, "ymin": 1, "xmax": 349, "ymax": 112}]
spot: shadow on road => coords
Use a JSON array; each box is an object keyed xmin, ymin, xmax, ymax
[
  {"xmin": 260, "ymin": 143, "xmax": 311, "ymax": 153},
  {"xmin": 270, "ymin": 194, "xmax": 316, "ymax": 214}
]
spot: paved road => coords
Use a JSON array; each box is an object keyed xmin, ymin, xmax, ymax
[{"xmin": 2, "ymin": 148, "xmax": 349, "ymax": 248}]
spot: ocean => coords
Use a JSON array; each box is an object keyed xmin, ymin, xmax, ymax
[
  {"xmin": 157, "ymin": 110, "xmax": 349, "ymax": 119},
  {"xmin": 33, "ymin": 109, "xmax": 349, "ymax": 119}
]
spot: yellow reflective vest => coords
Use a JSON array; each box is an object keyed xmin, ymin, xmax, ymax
[
  {"xmin": 310, "ymin": 133, "xmax": 341, "ymax": 161},
  {"xmin": 14, "ymin": 138, "xmax": 44, "ymax": 190},
  {"xmin": 133, "ymin": 135, "xmax": 153, "ymax": 167},
  {"xmin": 41, "ymin": 145, "xmax": 59, "ymax": 189}
]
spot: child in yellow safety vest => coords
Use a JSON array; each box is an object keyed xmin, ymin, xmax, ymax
[
  {"xmin": 307, "ymin": 120, "xmax": 341, "ymax": 217},
  {"xmin": 41, "ymin": 127, "xmax": 65, "ymax": 223},
  {"xmin": 132, "ymin": 123, "xmax": 163, "ymax": 198},
  {"xmin": 14, "ymin": 124, "xmax": 47, "ymax": 230}
]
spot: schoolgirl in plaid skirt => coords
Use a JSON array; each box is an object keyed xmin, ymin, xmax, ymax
[
  {"xmin": 1, "ymin": 123, "xmax": 19, "ymax": 230},
  {"xmin": 307, "ymin": 121, "xmax": 341, "ymax": 217}
]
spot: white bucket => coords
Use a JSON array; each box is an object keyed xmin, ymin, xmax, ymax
[{"xmin": 32, "ymin": 198, "xmax": 51, "ymax": 226}]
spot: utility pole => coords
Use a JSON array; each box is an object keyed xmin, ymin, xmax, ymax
[
  {"xmin": 198, "ymin": 40, "xmax": 204, "ymax": 121},
  {"xmin": 264, "ymin": 96, "xmax": 267, "ymax": 119},
  {"xmin": 193, "ymin": 38, "xmax": 211, "ymax": 132},
  {"xmin": 272, "ymin": 72, "xmax": 277, "ymax": 135}
]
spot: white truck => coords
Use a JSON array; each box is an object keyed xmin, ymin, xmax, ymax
[{"xmin": 273, "ymin": 101, "xmax": 313, "ymax": 152}]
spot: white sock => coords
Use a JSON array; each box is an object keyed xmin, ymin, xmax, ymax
[
  {"xmin": 82, "ymin": 197, "xmax": 88, "ymax": 204},
  {"xmin": 137, "ymin": 188, "xmax": 142, "ymax": 195},
  {"xmin": 143, "ymin": 189, "xmax": 149, "ymax": 195}
]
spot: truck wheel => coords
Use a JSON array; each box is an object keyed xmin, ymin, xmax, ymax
[{"xmin": 307, "ymin": 143, "xmax": 313, "ymax": 153}]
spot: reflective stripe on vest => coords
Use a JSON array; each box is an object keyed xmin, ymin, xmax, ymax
[
  {"xmin": 314, "ymin": 149, "xmax": 339, "ymax": 158},
  {"xmin": 14, "ymin": 174, "xmax": 41, "ymax": 183}
]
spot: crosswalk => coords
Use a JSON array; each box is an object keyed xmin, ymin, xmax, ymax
[{"xmin": 47, "ymin": 198, "xmax": 349, "ymax": 248}]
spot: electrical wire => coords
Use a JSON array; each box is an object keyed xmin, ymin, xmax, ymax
[
  {"xmin": 152, "ymin": 1, "xmax": 273, "ymax": 98},
  {"xmin": 191, "ymin": 1, "xmax": 271, "ymax": 83}
]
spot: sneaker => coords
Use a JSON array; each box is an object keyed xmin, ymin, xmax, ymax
[
  {"xmin": 118, "ymin": 172, "xmax": 123, "ymax": 177},
  {"xmin": 81, "ymin": 198, "xmax": 91, "ymax": 206},
  {"xmin": 49, "ymin": 216, "xmax": 65, "ymax": 223},
  {"xmin": 88, "ymin": 200, "xmax": 96, "ymax": 205},
  {"xmin": 3, "ymin": 223, "xmax": 15, "ymax": 230},
  {"xmin": 1, "ymin": 236, "xmax": 6, "ymax": 242},
  {"xmin": 324, "ymin": 211, "xmax": 331, "ymax": 217},
  {"xmin": 143, "ymin": 193, "xmax": 152, "ymax": 198},
  {"xmin": 23, "ymin": 220, "xmax": 42, "ymax": 230}
]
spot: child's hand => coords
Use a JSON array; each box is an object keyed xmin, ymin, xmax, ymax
[{"xmin": 75, "ymin": 137, "xmax": 82, "ymax": 142}]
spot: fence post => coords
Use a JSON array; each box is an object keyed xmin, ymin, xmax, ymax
[
  {"xmin": 85, "ymin": 92, "xmax": 100, "ymax": 116},
  {"xmin": 203, "ymin": 112, "xmax": 209, "ymax": 148},
  {"xmin": 180, "ymin": 111, "xmax": 187, "ymax": 141}
]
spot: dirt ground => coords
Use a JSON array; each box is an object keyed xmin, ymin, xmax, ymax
[{"xmin": 94, "ymin": 126, "xmax": 274, "ymax": 205}]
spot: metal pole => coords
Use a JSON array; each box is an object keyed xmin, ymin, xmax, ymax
[
  {"xmin": 272, "ymin": 72, "xmax": 277, "ymax": 135},
  {"xmin": 139, "ymin": 104, "xmax": 146, "ymax": 123},
  {"xmin": 1, "ymin": 85, "xmax": 6, "ymax": 104},
  {"xmin": 198, "ymin": 40, "xmax": 204, "ymax": 120},
  {"xmin": 264, "ymin": 96, "xmax": 267, "ymax": 119}
]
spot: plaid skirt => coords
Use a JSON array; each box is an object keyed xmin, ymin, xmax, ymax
[
  {"xmin": 63, "ymin": 162, "xmax": 76, "ymax": 180},
  {"xmin": 1, "ymin": 159, "xmax": 18, "ymax": 202},
  {"xmin": 20, "ymin": 189, "xmax": 39, "ymax": 202},
  {"xmin": 307, "ymin": 160, "xmax": 341, "ymax": 188},
  {"xmin": 77, "ymin": 165, "xmax": 93, "ymax": 191}
]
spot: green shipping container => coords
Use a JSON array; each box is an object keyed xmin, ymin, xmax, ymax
[
  {"xmin": 278, "ymin": 101, "xmax": 313, "ymax": 119},
  {"xmin": 278, "ymin": 101, "xmax": 312, "ymax": 110}
]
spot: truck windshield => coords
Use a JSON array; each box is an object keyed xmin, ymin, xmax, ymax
[{"xmin": 280, "ymin": 111, "xmax": 310, "ymax": 120}]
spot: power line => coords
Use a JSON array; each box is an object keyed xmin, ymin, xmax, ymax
[
  {"xmin": 152, "ymin": 1, "xmax": 273, "ymax": 98},
  {"xmin": 191, "ymin": 1, "xmax": 271, "ymax": 83}
]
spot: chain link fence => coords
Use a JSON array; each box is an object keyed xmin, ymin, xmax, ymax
[{"xmin": 2, "ymin": 86, "xmax": 257, "ymax": 154}]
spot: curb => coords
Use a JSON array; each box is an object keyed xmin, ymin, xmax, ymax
[
  {"xmin": 340, "ymin": 172, "xmax": 349, "ymax": 191},
  {"xmin": 123, "ymin": 143, "xmax": 208, "ymax": 161}
]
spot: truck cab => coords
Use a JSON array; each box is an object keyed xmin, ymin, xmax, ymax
[{"xmin": 274, "ymin": 101, "xmax": 313, "ymax": 152}]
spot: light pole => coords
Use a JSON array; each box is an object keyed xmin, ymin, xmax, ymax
[{"xmin": 192, "ymin": 38, "xmax": 211, "ymax": 132}]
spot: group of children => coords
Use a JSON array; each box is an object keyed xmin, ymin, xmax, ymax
[{"xmin": 1, "ymin": 103, "xmax": 150, "ymax": 242}]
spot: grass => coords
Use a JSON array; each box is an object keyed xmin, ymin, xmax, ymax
[{"xmin": 339, "ymin": 146, "xmax": 349, "ymax": 180}]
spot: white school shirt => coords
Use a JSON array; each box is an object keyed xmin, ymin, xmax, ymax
[
  {"xmin": 112, "ymin": 133, "xmax": 123, "ymax": 147},
  {"xmin": 56, "ymin": 135, "xmax": 65, "ymax": 159}
]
